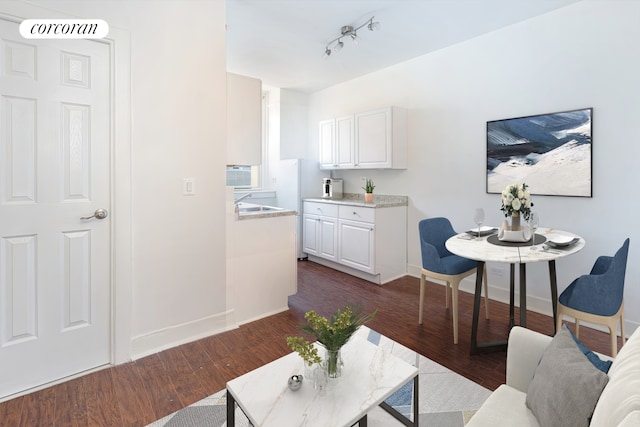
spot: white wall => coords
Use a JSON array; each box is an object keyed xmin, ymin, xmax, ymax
[
  {"xmin": 280, "ymin": 89, "xmax": 310, "ymax": 160},
  {"xmin": 24, "ymin": 0, "xmax": 230, "ymax": 357},
  {"xmin": 307, "ymin": 1, "xmax": 640, "ymax": 333}
]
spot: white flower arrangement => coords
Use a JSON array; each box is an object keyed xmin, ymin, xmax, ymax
[{"xmin": 500, "ymin": 183, "xmax": 533, "ymax": 220}]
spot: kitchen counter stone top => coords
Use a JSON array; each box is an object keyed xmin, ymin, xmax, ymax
[
  {"xmin": 237, "ymin": 209, "xmax": 297, "ymax": 220},
  {"xmin": 304, "ymin": 193, "xmax": 408, "ymax": 208}
]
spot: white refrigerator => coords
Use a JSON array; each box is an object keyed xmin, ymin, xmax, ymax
[{"xmin": 273, "ymin": 158, "xmax": 329, "ymax": 259}]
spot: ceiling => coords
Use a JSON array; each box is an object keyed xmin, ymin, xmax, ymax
[{"xmin": 226, "ymin": 0, "xmax": 580, "ymax": 93}]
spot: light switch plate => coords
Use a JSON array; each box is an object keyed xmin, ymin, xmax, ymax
[{"xmin": 183, "ymin": 178, "xmax": 196, "ymax": 195}]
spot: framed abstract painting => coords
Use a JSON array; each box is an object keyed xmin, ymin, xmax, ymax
[{"xmin": 486, "ymin": 108, "xmax": 592, "ymax": 197}]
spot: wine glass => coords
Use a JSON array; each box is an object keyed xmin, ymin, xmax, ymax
[
  {"xmin": 473, "ymin": 208, "xmax": 485, "ymax": 239},
  {"xmin": 529, "ymin": 212, "xmax": 539, "ymax": 249}
]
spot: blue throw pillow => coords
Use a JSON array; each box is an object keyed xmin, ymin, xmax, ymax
[{"xmin": 563, "ymin": 324, "xmax": 613, "ymax": 373}]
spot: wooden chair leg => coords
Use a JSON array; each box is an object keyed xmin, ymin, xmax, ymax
[
  {"xmin": 445, "ymin": 281, "xmax": 451, "ymax": 309},
  {"xmin": 556, "ymin": 309, "xmax": 564, "ymax": 334},
  {"xmin": 452, "ymin": 279, "xmax": 460, "ymax": 344},
  {"xmin": 620, "ymin": 301, "xmax": 626, "ymax": 347},
  {"xmin": 419, "ymin": 273, "xmax": 425, "ymax": 325},
  {"xmin": 608, "ymin": 320, "xmax": 618, "ymax": 357},
  {"xmin": 575, "ymin": 319, "xmax": 580, "ymax": 338}
]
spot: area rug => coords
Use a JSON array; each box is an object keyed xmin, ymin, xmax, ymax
[{"xmin": 146, "ymin": 327, "xmax": 491, "ymax": 426}]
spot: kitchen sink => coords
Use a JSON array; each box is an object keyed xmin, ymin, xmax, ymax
[{"xmin": 237, "ymin": 203, "xmax": 284, "ymax": 214}]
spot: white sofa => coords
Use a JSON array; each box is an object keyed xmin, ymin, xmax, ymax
[{"xmin": 467, "ymin": 326, "xmax": 640, "ymax": 427}]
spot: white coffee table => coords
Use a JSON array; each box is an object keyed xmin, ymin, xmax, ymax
[{"xmin": 226, "ymin": 334, "xmax": 419, "ymax": 426}]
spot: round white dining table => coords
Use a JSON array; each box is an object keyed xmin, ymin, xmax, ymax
[{"xmin": 445, "ymin": 227, "xmax": 585, "ymax": 355}]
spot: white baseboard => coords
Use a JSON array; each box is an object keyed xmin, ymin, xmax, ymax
[
  {"xmin": 130, "ymin": 306, "xmax": 294, "ymax": 360},
  {"xmin": 131, "ymin": 309, "xmax": 237, "ymax": 360},
  {"xmin": 236, "ymin": 306, "xmax": 290, "ymax": 326}
]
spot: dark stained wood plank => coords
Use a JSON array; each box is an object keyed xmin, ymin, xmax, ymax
[
  {"xmin": 82, "ymin": 369, "xmax": 123, "ymax": 427},
  {"xmin": 19, "ymin": 387, "xmax": 55, "ymax": 427},
  {"xmin": 133, "ymin": 354, "xmax": 183, "ymax": 421},
  {"xmin": 177, "ymin": 340, "xmax": 228, "ymax": 395},
  {"xmin": 157, "ymin": 346, "xmax": 209, "ymax": 407},
  {"xmin": 0, "ymin": 395, "xmax": 23, "ymax": 427},
  {"xmin": 110, "ymin": 362, "xmax": 155, "ymax": 427},
  {"xmin": 52, "ymin": 378, "xmax": 87, "ymax": 427}
]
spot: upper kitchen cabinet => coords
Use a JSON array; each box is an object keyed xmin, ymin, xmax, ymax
[
  {"xmin": 227, "ymin": 73, "xmax": 262, "ymax": 165},
  {"xmin": 319, "ymin": 115, "xmax": 355, "ymax": 169},
  {"xmin": 319, "ymin": 107, "xmax": 407, "ymax": 170},
  {"xmin": 356, "ymin": 107, "xmax": 407, "ymax": 169},
  {"xmin": 318, "ymin": 118, "xmax": 335, "ymax": 169}
]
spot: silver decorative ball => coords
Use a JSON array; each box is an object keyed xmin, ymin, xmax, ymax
[{"xmin": 288, "ymin": 374, "xmax": 303, "ymax": 391}]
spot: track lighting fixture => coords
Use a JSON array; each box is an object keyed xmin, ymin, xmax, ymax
[{"xmin": 323, "ymin": 16, "xmax": 380, "ymax": 57}]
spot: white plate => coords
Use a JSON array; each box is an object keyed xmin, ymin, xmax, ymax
[
  {"xmin": 547, "ymin": 235, "xmax": 577, "ymax": 247},
  {"xmin": 466, "ymin": 226, "xmax": 497, "ymax": 236}
]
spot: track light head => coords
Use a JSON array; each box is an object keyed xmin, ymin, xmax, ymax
[
  {"xmin": 324, "ymin": 46, "xmax": 331, "ymax": 57},
  {"xmin": 341, "ymin": 25, "xmax": 354, "ymax": 36},
  {"xmin": 368, "ymin": 20, "xmax": 380, "ymax": 31}
]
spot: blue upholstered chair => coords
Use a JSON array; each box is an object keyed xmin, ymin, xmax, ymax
[
  {"xmin": 557, "ymin": 238, "xmax": 630, "ymax": 356},
  {"xmin": 418, "ymin": 217, "xmax": 489, "ymax": 344}
]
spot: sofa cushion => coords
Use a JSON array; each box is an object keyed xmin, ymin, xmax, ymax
[
  {"xmin": 525, "ymin": 325, "xmax": 609, "ymax": 427},
  {"xmin": 590, "ymin": 327, "xmax": 640, "ymax": 427},
  {"xmin": 466, "ymin": 384, "xmax": 540, "ymax": 427}
]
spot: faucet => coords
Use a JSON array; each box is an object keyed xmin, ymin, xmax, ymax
[{"xmin": 234, "ymin": 192, "xmax": 252, "ymax": 210}]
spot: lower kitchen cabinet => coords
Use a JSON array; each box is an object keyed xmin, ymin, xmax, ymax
[
  {"xmin": 338, "ymin": 218, "xmax": 375, "ymax": 274},
  {"xmin": 302, "ymin": 201, "xmax": 339, "ymax": 261},
  {"xmin": 302, "ymin": 212, "xmax": 338, "ymax": 262},
  {"xmin": 302, "ymin": 200, "xmax": 407, "ymax": 285}
]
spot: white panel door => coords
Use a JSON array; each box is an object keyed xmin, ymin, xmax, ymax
[
  {"xmin": 318, "ymin": 216, "xmax": 338, "ymax": 261},
  {"xmin": 302, "ymin": 214, "xmax": 319, "ymax": 256},
  {"xmin": 338, "ymin": 219, "xmax": 375, "ymax": 273},
  {"xmin": 335, "ymin": 115, "xmax": 354, "ymax": 168},
  {"xmin": 318, "ymin": 119, "xmax": 335, "ymax": 169},
  {"xmin": 355, "ymin": 108, "xmax": 392, "ymax": 168},
  {"xmin": 0, "ymin": 19, "xmax": 110, "ymax": 399}
]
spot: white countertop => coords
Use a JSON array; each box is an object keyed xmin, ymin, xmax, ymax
[{"xmin": 304, "ymin": 193, "xmax": 408, "ymax": 208}]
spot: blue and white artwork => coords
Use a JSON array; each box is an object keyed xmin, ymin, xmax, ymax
[{"xmin": 486, "ymin": 108, "xmax": 592, "ymax": 197}]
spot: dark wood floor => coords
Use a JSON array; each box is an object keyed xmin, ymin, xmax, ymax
[{"xmin": 0, "ymin": 260, "xmax": 618, "ymax": 427}]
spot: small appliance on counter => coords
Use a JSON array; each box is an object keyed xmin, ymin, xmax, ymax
[{"xmin": 322, "ymin": 178, "xmax": 343, "ymax": 199}]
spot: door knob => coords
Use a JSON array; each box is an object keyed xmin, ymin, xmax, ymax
[{"xmin": 81, "ymin": 208, "xmax": 108, "ymax": 220}]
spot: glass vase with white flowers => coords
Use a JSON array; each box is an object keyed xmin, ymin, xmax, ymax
[{"xmin": 500, "ymin": 183, "xmax": 533, "ymax": 230}]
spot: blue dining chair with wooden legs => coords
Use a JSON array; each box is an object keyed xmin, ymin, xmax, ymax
[
  {"xmin": 556, "ymin": 238, "xmax": 630, "ymax": 356},
  {"xmin": 418, "ymin": 218, "xmax": 490, "ymax": 344}
]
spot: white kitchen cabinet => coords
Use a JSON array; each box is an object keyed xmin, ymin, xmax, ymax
[
  {"xmin": 227, "ymin": 73, "xmax": 262, "ymax": 165},
  {"xmin": 318, "ymin": 107, "xmax": 407, "ymax": 170},
  {"xmin": 302, "ymin": 202, "xmax": 338, "ymax": 262},
  {"xmin": 335, "ymin": 115, "xmax": 355, "ymax": 168},
  {"xmin": 318, "ymin": 119, "xmax": 335, "ymax": 169},
  {"xmin": 355, "ymin": 107, "xmax": 407, "ymax": 169},
  {"xmin": 303, "ymin": 200, "xmax": 407, "ymax": 285},
  {"xmin": 318, "ymin": 115, "xmax": 354, "ymax": 169}
]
